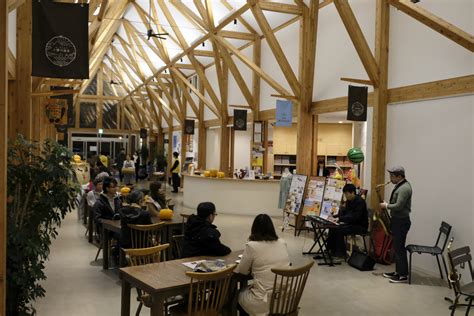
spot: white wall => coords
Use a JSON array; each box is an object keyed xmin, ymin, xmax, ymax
[
  {"xmin": 233, "ymin": 128, "xmax": 252, "ymax": 170},
  {"xmin": 8, "ymin": 10, "xmax": 16, "ymax": 55},
  {"xmin": 386, "ymin": 95, "xmax": 473, "ymax": 273},
  {"xmin": 206, "ymin": 127, "xmax": 221, "ymax": 170}
]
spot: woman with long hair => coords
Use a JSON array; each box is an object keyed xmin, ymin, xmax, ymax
[{"xmin": 237, "ymin": 214, "xmax": 290, "ymax": 316}]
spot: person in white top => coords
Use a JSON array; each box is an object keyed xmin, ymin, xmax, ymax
[
  {"xmin": 86, "ymin": 177, "xmax": 103, "ymax": 208},
  {"xmin": 236, "ymin": 214, "xmax": 291, "ymax": 316}
]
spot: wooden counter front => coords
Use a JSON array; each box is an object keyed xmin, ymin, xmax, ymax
[{"xmin": 183, "ymin": 174, "xmax": 280, "ymax": 216}]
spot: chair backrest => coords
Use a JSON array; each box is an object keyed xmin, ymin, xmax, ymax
[
  {"xmin": 123, "ymin": 244, "xmax": 170, "ymax": 266},
  {"xmin": 171, "ymin": 234, "xmax": 184, "ymax": 259},
  {"xmin": 446, "ymin": 242, "xmax": 473, "ymax": 293},
  {"xmin": 185, "ymin": 264, "xmax": 237, "ymax": 316},
  {"xmin": 269, "ymin": 261, "xmax": 314, "ymax": 316},
  {"xmin": 128, "ymin": 222, "xmax": 166, "ymax": 249},
  {"xmin": 181, "ymin": 213, "xmax": 192, "ymax": 231},
  {"xmin": 435, "ymin": 221, "xmax": 452, "ymax": 251}
]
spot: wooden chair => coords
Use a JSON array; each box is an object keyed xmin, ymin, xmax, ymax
[
  {"xmin": 180, "ymin": 213, "xmax": 191, "ymax": 231},
  {"xmin": 181, "ymin": 264, "xmax": 237, "ymax": 316},
  {"xmin": 129, "ymin": 222, "xmax": 166, "ymax": 249},
  {"xmin": 123, "ymin": 244, "xmax": 170, "ymax": 316},
  {"xmin": 269, "ymin": 261, "xmax": 314, "ymax": 316}
]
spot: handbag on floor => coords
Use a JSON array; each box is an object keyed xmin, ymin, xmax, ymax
[{"xmin": 348, "ymin": 250, "xmax": 376, "ymax": 271}]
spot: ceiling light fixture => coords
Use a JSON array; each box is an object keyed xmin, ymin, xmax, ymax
[
  {"xmin": 234, "ymin": 19, "xmax": 237, "ymax": 25},
  {"xmin": 202, "ymin": 42, "xmax": 205, "ymax": 47}
]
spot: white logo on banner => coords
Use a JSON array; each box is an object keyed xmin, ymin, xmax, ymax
[
  {"xmin": 45, "ymin": 35, "xmax": 76, "ymax": 67},
  {"xmin": 351, "ymin": 102, "xmax": 365, "ymax": 117}
]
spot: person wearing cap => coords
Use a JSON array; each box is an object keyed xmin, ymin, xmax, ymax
[
  {"xmin": 380, "ymin": 166, "xmax": 412, "ymax": 284},
  {"xmin": 181, "ymin": 202, "xmax": 231, "ymax": 258}
]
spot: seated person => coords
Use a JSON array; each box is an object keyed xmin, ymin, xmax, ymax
[
  {"xmin": 147, "ymin": 181, "xmax": 168, "ymax": 216},
  {"xmin": 236, "ymin": 214, "xmax": 291, "ymax": 316},
  {"xmin": 87, "ymin": 177, "xmax": 103, "ymax": 208},
  {"xmin": 326, "ymin": 184, "xmax": 368, "ymax": 257},
  {"xmin": 92, "ymin": 176, "xmax": 122, "ymax": 222},
  {"xmin": 181, "ymin": 202, "xmax": 231, "ymax": 258},
  {"xmin": 119, "ymin": 190, "xmax": 152, "ymax": 248}
]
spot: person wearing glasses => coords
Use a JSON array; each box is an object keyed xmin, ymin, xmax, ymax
[{"xmin": 181, "ymin": 202, "xmax": 231, "ymax": 258}]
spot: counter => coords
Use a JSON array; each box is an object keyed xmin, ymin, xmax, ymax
[{"xmin": 183, "ymin": 174, "xmax": 280, "ymax": 216}]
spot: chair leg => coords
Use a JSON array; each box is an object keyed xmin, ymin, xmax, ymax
[
  {"xmin": 451, "ymin": 295, "xmax": 460, "ymax": 316},
  {"xmin": 135, "ymin": 302, "xmax": 143, "ymax": 316},
  {"xmin": 408, "ymin": 252, "xmax": 413, "ymax": 284},
  {"xmin": 441, "ymin": 255, "xmax": 451, "ymax": 289},
  {"xmin": 466, "ymin": 297, "xmax": 473, "ymax": 316},
  {"xmin": 94, "ymin": 246, "xmax": 102, "ymax": 261},
  {"xmin": 436, "ymin": 255, "xmax": 444, "ymax": 280}
]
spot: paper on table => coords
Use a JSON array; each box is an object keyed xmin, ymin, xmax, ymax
[{"xmin": 182, "ymin": 260, "xmax": 205, "ymax": 270}]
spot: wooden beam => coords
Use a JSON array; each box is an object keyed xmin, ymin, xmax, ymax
[
  {"xmin": 319, "ymin": 0, "xmax": 334, "ymax": 9},
  {"xmin": 251, "ymin": 2, "xmax": 301, "ymax": 97},
  {"xmin": 8, "ymin": 0, "xmax": 25, "ymax": 12},
  {"xmin": 370, "ymin": 0, "xmax": 390, "ymax": 208},
  {"xmin": 341, "ymin": 77, "xmax": 373, "ymax": 85},
  {"xmin": 97, "ymin": 0, "xmax": 108, "ymax": 22},
  {"xmin": 333, "ymin": 0, "xmax": 380, "ymax": 87},
  {"xmin": 193, "ymin": 50, "xmax": 214, "ymax": 57},
  {"xmin": 218, "ymin": 30, "xmax": 256, "ymax": 41},
  {"xmin": 270, "ymin": 94, "xmax": 298, "ymax": 100},
  {"xmin": 390, "ymin": 0, "xmax": 474, "ymax": 52},
  {"xmin": 31, "ymin": 89, "xmax": 80, "ymax": 97},
  {"xmin": 197, "ymin": 77, "xmax": 206, "ymax": 169},
  {"xmin": 175, "ymin": 63, "xmax": 195, "ymax": 70},
  {"xmin": 43, "ymin": 79, "xmax": 83, "ymax": 86},
  {"xmin": 7, "ymin": 48, "xmax": 14, "ymax": 80},
  {"xmin": 259, "ymin": 2, "xmax": 303, "ymax": 15},
  {"xmin": 252, "ymin": 37, "xmax": 261, "ymax": 120},
  {"xmin": 1, "ymin": 1, "xmax": 8, "ymax": 314}
]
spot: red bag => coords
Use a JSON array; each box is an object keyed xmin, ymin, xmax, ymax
[{"xmin": 370, "ymin": 221, "xmax": 394, "ymax": 265}]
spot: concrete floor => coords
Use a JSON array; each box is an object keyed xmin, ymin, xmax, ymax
[{"xmin": 35, "ymin": 187, "xmax": 456, "ymax": 315}]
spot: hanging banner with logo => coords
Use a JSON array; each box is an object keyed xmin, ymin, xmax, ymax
[
  {"xmin": 185, "ymin": 119, "xmax": 195, "ymax": 135},
  {"xmin": 233, "ymin": 109, "xmax": 247, "ymax": 131},
  {"xmin": 347, "ymin": 85, "xmax": 368, "ymax": 121},
  {"xmin": 275, "ymin": 100, "xmax": 292, "ymax": 127},
  {"xmin": 32, "ymin": 0, "xmax": 89, "ymax": 79},
  {"xmin": 51, "ymin": 86, "xmax": 75, "ymax": 127},
  {"xmin": 45, "ymin": 98, "xmax": 67, "ymax": 123}
]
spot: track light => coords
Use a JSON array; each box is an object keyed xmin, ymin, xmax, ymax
[
  {"xmin": 234, "ymin": 19, "xmax": 237, "ymax": 25},
  {"xmin": 410, "ymin": 0, "xmax": 420, "ymax": 3},
  {"xmin": 202, "ymin": 42, "xmax": 205, "ymax": 47}
]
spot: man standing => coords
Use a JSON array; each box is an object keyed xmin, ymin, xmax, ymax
[
  {"xmin": 380, "ymin": 166, "xmax": 412, "ymax": 283},
  {"xmin": 116, "ymin": 148, "xmax": 126, "ymax": 183},
  {"xmin": 170, "ymin": 152, "xmax": 181, "ymax": 193}
]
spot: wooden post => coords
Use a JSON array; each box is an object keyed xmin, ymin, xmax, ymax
[
  {"xmin": 370, "ymin": 0, "xmax": 390, "ymax": 208},
  {"xmin": 197, "ymin": 77, "xmax": 207, "ymax": 170},
  {"xmin": 311, "ymin": 115, "xmax": 319, "ymax": 175},
  {"xmin": 0, "ymin": 0, "xmax": 8, "ymax": 313},
  {"xmin": 296, "ymin": 0, "xmax": 319, "ymax": 175},
  {"xmin": 219, "ymin": 62, "xmax": 230, "ymax": 175},
  {"xmin": 252, "ymin": 37, "xmax": 261, "ymax": 121},
  {"xmin": 15, "ymin": 1, "xmax": 32, "ymax": 139},
  {"xmin": 263, "ymin": 121, "xmax": 269, "ymax": 174},
  {"xmin": 97, "ymin": 67, "xmax": 104, "ymax": 129}
]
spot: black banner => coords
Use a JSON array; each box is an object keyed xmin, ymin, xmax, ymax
[
  {"xmin": 347, "ymin": 85, "xmax": 368, "ymax": 121},
  {"xmin": 32, "ymin": 0, "xmax": 89, "ymax": 79},
  {"xmin": 185, "ymin": 119, "xmax": 195, "ymax": 135},
  {"xmin": 233, "ymin": 109, "xmax": 247, "ymax": 131},
  {"xmin": 51, "ymin": 86, "xmax": 75, "ymax": 127}
]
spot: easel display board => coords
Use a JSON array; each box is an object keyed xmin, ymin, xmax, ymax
[
  {"xmin": 320, "ymin": 178, "xmax": 346, "ymax": 218},
  {"xmin": 283, "ymin": 174, "xmax": 307, "ymax": 230},
  {"xmin": 301, "ymin": 176, "xmax": 326, "ymax": 216}
]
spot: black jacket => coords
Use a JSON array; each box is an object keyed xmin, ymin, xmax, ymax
[
  {"xmin": 119, "ymin": 205, "xmax": 152, "ymax": 248},
  {"xmin": 93, "ymin": 194, "xmax": 122, "ymax": 222},
  {"xmin": 182, "ymin": 215, "xmax": 231, "ymax": 258},
  {"xmin": 336, "ymin": 195, "xmax": 368, "ymax": 230}
]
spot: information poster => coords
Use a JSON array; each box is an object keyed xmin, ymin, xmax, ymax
[
  {"xmin": 283, "ymin": 174, "xmax": 307, "ymax": 229},
  {"xmin": 302, "ymin": 176, "xmax": 326, "ymax": 216},
  {"xmin": 320, "ymin": 178, "xmax": 346, "ymax": 219}
]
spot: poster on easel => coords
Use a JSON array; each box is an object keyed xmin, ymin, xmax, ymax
[
  {"xmin": 320, "ymin": 178, "xmax": 346, "ymax": 219},
  {"xmin": 302, "ymin": 176, "xmax": 326, "ymax": 216},
  {"xmin": 283, "ymin": 174, "xmax": 307, "ymax": 230}
]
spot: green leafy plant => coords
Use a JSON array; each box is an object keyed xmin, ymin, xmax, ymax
[{"xmin": 6, "ymin": 135, "xmax": 80, "ymax": 315}]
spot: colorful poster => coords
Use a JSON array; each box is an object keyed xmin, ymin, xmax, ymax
[
  {"xmin": 275, "ymin": 100, "xmax": 293, "ymax": 127},
  {"xmin": 302, "ymin": 176, "xmax": 326, "ymax": 216},
  {"xmin": 283, "ymin": 174, "xmax": 307, "ymax": 215}
]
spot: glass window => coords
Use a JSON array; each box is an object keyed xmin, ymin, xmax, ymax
[
  {"xmin": 83, "ymin": 75, "xmax": 97, "ymax": 95},
  {"xmin": 103, "ymin": 101, "xmax": 118, "ymax": 129},
  {"xmin": 80, "ymin": 102, "xmax": 97, "ymax": 128}
]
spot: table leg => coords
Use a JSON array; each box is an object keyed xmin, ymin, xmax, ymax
[
  {"xmin": 121, "ymin": 279, "xmax": 131, "ymax": 316},
  {"xmin": 103, "ymin": 226, "xmax": 110, "ymax": 270},
  {"xmin": 150, "ymin": 293, "xmax": 165, "ymax": 316}
]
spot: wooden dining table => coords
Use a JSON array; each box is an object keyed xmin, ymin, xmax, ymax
[
  {"xmin": 120, "ymin": 251, "xmax": 243, "ymax": 316},
  {"xmin": 100, "ymin": 215, "xmax": 184, "ymax": 270}
]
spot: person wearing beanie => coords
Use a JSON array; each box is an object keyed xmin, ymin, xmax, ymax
[{"xmin": 181, "ymin": 202, "xmax": 231, "ymax": 258}]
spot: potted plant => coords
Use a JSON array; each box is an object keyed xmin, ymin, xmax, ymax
[{"xmin": 6, "ymin": 135, "xmax": 80, "ymax": 315}]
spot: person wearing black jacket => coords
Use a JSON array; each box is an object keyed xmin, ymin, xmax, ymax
[
  {"xmin": 327, "ymin": 184, "xmax": 368, "ymax": 257},
  {"xmin": 182, "ymin": 202, "xmax": 231, "ymax": 258},
  {"xmin": 170, "ymin": 152, "xmax": 181, "ymax": 193},
  {"xmin": 93, "ymin": 176, "xmax": 122, "ymax": 223},
  {"xmin": 119, "ymin": 190, "xmax": 152, "ymax": 248}
]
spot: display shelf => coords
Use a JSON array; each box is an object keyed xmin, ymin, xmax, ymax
[{"xmin": 274, "ymin": 163, "xmax": 297, "ymax": 167}]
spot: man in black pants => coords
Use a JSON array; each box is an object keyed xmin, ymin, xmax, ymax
[
  {"xmin": 380, "ymin": 166, "xmax": 412, "ymax": 284},
  {"xmin": 170, "ymin": 151, "xmax": 181, "ymax": 193},
  {"xmin": 327, "ymin": 184, "xmax": 368, "ymax": 257}
]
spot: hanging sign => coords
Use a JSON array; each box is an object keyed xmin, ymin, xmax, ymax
[
  {"xmin": 275, "ymin": 100, "xmax": 292, "ymax": 127},
  {"xmin": 185, "ymin": 119, "xmax": 195, "ymax": 135},
  {"xmin": 347, "ymin": 85, "xmax": 368, "ymax": 121},
  {"xmin": 233, "ymin": 109, "xmax": 247, "ymax": 131},
  {"xmin": 45, "ymin": 99, "xmax": 67, "ymax": 123}
]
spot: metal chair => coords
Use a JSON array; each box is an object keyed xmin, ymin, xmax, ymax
[
  {"xmin": 269, "ymin": 261, "xmax": 314, "ymax": 316},
  {"xmin": 129, "ymin": 222, "xmax": 166, "ymax": 249},
  {"xmin": 123, "ymin": 244, "xmax": 170, "ymax": 316},
  {"xmin": 406, "ymin": 221, "xmax": 452, "ymax": 285},
  {"xmin": 445, "ymin": 239, "xmax": 474, "ymax": 315}
]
